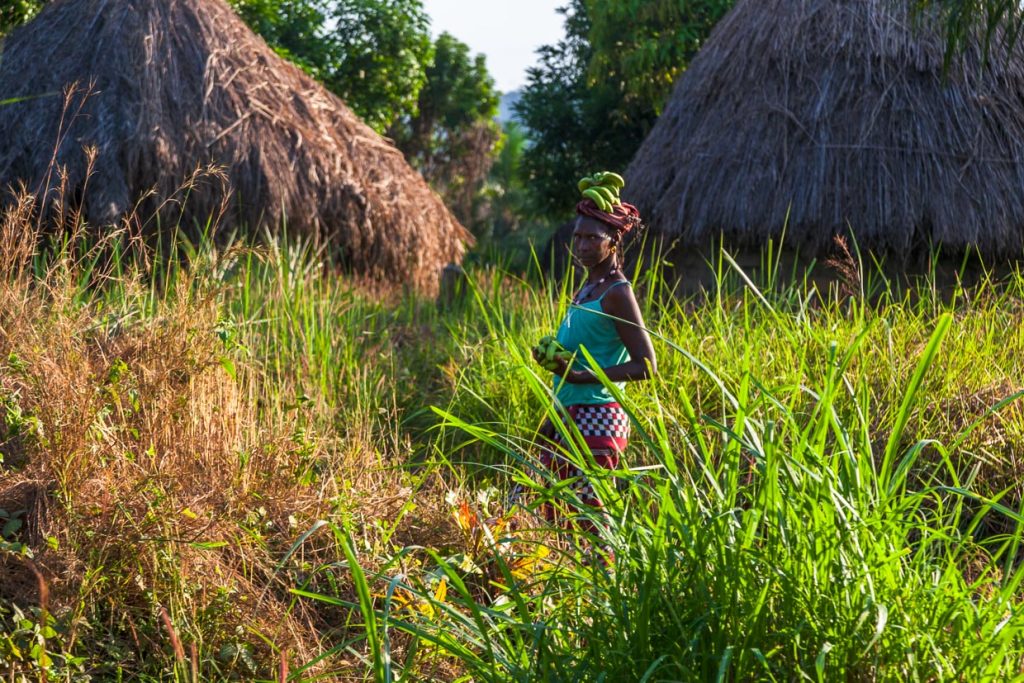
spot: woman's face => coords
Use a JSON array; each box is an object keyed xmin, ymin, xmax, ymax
[{"xmin": 572, "ymin": 216, "xmax": 616, "ymax": 269}]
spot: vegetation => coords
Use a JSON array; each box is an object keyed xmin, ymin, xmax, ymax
[
  {"xmin": 326, "ymin": 0, "xmax": 434, "ymax": 133},
  {"xmin": 0, "ymin": 0, "xmax": 39, "ymax": 36},
  {"xmin": 1, "ymin": 186, "xmax": 1023, "ymax": 679},
  {"xmin": 475, "ymin": 121, "xmax": 531, "ymax": 250},
  {"xmin": 515, "ymin": 0, "xmax": 732, "ymax": 221},
  {"xmin": 230, "ymin": 0, "xmax": 339, "ymax": 84},
  {"xmin": 514, "ymin": 0, "xmax": 1024, "ymax": 224},
  {"xmin": 4, "ymin": 1, "xmax": 1024, "ymax": 681},
  {"xmin": 586, "ymin": 0, "xmax": 729, "ymax": 115},
  {"xmin": 231, "ymin": 1, "xmax": 504, "ymax": 236},
  {"xmin": 5, "ymin": 0, "xmax": 1021, "ymax": 243},
  {"xmin": 391, "ymin": 31, "xmax": 501, "ymax": 231},
  {"xmin": 930, "ymin": 0, "xmax": 1024, "ymax": 60}
]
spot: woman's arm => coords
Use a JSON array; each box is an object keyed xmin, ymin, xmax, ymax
[{"xmin": 564, "ymin": 283, "xmax": 656, "ymax": 384}]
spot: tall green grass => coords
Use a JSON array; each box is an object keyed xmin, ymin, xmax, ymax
[
  {"xmin": 3, "ymin": 223, "xmax": 1024, "ymax": 680},
  {"xmin": 297, "ymin": 253, "xmax": 1024, "ymax": 681}
]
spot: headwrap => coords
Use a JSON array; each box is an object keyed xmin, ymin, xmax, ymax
[{"xmin": 576, "ymin": 199, "xmax": 642, "ymax": 236}]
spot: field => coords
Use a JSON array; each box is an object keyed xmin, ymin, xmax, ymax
[{"xmin": 2, "ymin": 209, "xmax": 1024, "ymax": 681}]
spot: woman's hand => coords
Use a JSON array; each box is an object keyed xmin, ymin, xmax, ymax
[
  {"xmin": 532, "ymin": 347, "xmax": 580, "ymax": 380},
  {"xmin": 531, "ymin": 343, "xmax": 596, "ymax": 383},
  {"xmin": 530, "ymin": 344, "xmax": 544, "ymax": 365},
  {"xmin": 532, "ymin": 347, "xmax": 569, "ymax": 375}
]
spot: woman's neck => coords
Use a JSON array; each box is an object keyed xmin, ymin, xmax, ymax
[{"xmin": 587, "ymin": 257, "xmax": 617, "ymax": 283}]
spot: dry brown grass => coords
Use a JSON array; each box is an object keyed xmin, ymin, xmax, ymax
[{"xmin": 0, "ymin": 183, "xmax": 449, "ymax": 676}]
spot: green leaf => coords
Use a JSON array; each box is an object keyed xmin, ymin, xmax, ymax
[
  {"xmin": 219, "ymin": 356, "xmax": 236, "ymax": 380},
  {"xmin": 2, "ymin": 518, "xmax": 22, "ymax": 538}
]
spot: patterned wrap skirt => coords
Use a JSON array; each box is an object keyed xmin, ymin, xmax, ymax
[{"xmin": 540, "ymin": 402, "xmax": 630, "ymax": 513}]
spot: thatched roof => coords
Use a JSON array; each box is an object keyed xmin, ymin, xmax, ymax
[
  {"xmin": 625, "ymin": 0, "xmax": 1024, "ymax": 256},
  {"xmin": 0, "ymin": 0, "xmax": 470, "ymax": 291}
]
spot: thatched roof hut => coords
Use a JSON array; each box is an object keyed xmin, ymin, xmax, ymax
[
  {"xmin": 625, "ymin": 0, "xmax": 1024, "ymax": 257},
  {"xmin": 0, "ymin": 0, "xmax": 470, "ymax": 292}
]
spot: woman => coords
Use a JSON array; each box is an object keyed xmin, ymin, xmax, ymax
[{"xmin": 533, "ymin": 186, "xmax": 656, "ymax": 538}]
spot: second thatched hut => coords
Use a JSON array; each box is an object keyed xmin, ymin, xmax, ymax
[
  {"xmin": 0, "ymin": 0, "xmax": 470, "ymax": 292},
  {"xmin": 619, "ymin": 0, "xmax": 1024, "ymax": 286}
]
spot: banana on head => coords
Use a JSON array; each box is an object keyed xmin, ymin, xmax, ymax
[
  {"xmin": 582, "ymin": 188, "xmax": 611, "ymax": 212},
  {"xmin": 601, "ymin": 172, "xmax": 625, "ymax": 190},
  {"xmin": 591, "ymin": 185, "xmax": 618, "ymax": 206}
]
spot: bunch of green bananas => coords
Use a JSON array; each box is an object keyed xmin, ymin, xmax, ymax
[
  {"xmin": 577, "ymin": 171, "xmax": 626, "ymax": 213},
  {"xmin": 533, "ymin": 335, "xmax": 573, "ymax": 372}
]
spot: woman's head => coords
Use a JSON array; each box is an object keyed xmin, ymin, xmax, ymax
[
  {"xmin": 572, "ymin": 214, "xmax": 621, "ymax": 269},
  {"xmin": 575, "ymin": 197, "xmax": 641, "ymax": 236},
  {"xmin": 573, "ymin": 197, "xmax": 641, "ymax": 269}
]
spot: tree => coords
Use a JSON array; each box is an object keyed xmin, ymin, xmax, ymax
[
  {"xmin": 229, "ymin": 0, "xmax": 337, "ymax": 83},
  {"xmin": 0, "ymin": 0, "xmax": 43, "ymax": 36},
  {"xmin": 396, "ymin": 33, "xmax": 497, "ymax": 168},
  {"xmin": 392, "ymin": 32, "xmax": 500, "ymax": 228},
  {"xmin": 231, "ymin": 0, "xmax": 433, "ymax": 133},
  {"xmin": 586, "ymin": 0, "xmax": 730, "ymax": 116},
  {"xmin": 485, "ymin": 120, "xmax": 532, "ymax": 242},
  {"xmin": 515, "ymin": 0, "xmax": 735, "ymax": 222},
  {"xmin": 327, "ymin": 0, "xmax": 433, "ymax": 133},
  {"xmin": 928, "ymin": 0, "xmax": 1024, "ymax": 59},
  {"xmin": 515, "ymin": 0, "xmax": 1024, "ymax": 224},
  {"xmin": 515, "ymin": 0, "xmax": 660, "ymax": 220}
]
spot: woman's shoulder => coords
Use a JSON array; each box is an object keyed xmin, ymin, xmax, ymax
[
  {"xmin": 600, "ymin": 278, "xmax": 633, "ymax": 300},
  {"xmin": 599, "ymin": 278, "xmax": 636, "ymax": 312}
]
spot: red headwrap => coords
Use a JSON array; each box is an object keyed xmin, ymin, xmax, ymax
[{"xmin": 576, "ymin": 199, "xmax": 642, "ymax": 235}]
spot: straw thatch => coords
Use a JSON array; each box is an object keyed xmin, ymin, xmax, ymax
[
  {"xmin": 625, "ymin": 0, "xmax": 1024, "ymax": 257},
  {"xmin": 0, "ymin": 0, "xmax": 470, "ymax": 292}
]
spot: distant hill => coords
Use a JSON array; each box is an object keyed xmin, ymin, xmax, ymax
[{"xmin": 496, "ymin": 89, "xmax": 522, "ymax": 126}]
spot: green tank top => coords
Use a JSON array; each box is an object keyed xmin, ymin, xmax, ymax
[{"xmin": 553, "ymin": 280, "xmax": 631, "ymax": 406}]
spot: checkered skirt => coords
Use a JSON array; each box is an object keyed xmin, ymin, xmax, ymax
[{"xmin": 540, "ymin": 402, "xmax": 630, "ymax": 511}]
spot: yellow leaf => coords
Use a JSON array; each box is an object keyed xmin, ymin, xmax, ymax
[
  {"xmin": 433, "ymin": 578, "xmax": 447, "ymax": 604},
  {"xmin": 511, "ymin": 545, "xmax": 552, "ymax": 580},
  {"xmin": 381, "ymin": 588, "xmax": 413, "ymax": 612},
  {"xmin": 487, "ymin": 514, "xmax": 510, "ymax": 536},
  {"xmin": 454, "ymin": 501, "xmax": 477, "ymax": 531}
]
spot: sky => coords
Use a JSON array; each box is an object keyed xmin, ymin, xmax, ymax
[{"xmin": 420, "ymin": 0, "xmax": 567, "ymax": 94}]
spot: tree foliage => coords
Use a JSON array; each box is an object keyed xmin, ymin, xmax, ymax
[
  {"xmin": 483, "ymin": 121, "xmax": 535, "ymax": 249},
  {"xmin": 0, "ymin": 0, "xmax": 42, "ymax": 36},
  {"xmin": 514, "ymin": 1, "xmax": 595, "ymax": 220},
  {"xmin": 587, "ymin": 0, "xmax": 728, "ymax": 116},
  {"xmin": 514, "ymin": 0, "xmax": 732, "ymax": 222},
  {"xmin": 230, "ymin": 0, "xmax": 337, "ymax": 82},
  {"xmin": 2, "ymin": 0, "xmax": 434, "ymax": 135},
  {"xmin": 393, "ymin": 32, "xmax": 500, "ymax": 228},
  {"xmin": 396, "ymin": 33, "xmax": 498, "ymax": 166},
  {"xmin": 515, "ymin": 0, "xmax": 1024, "ymax": 223},
  {"xmin": 327, "ymin": 0, "xmax": 433, "ymax": 132},
  {"xmin": 234, "ymin": 0, "xmax": 434, "ymax": 133},
  {"xmin": 10, "ymin": 0, "xmax": 1024, "ymax": 236}
]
